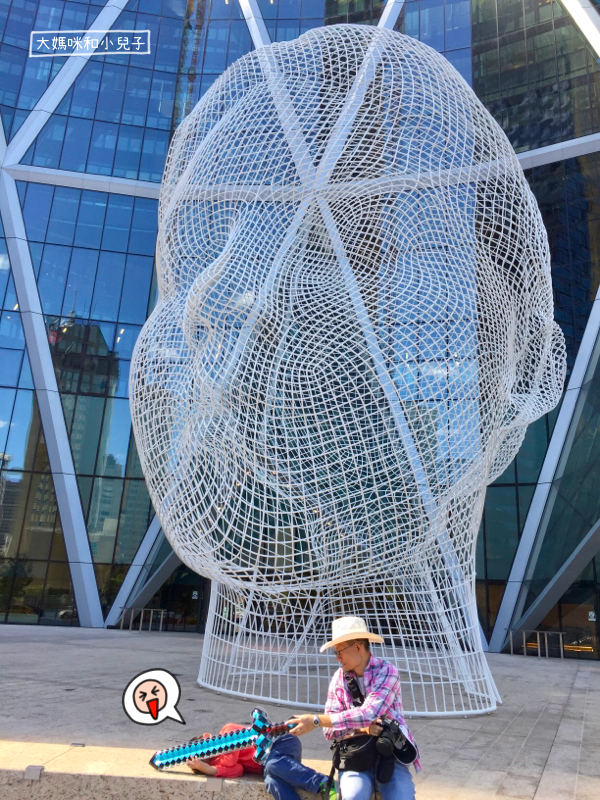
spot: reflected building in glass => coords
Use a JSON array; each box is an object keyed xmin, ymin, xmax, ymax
[{"xmin": 1, "ymin": 0, "xmax": 600, "ymax": 658}]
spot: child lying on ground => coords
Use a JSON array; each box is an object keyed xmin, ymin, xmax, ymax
[{"xmin": 187, "ymin": 722, "xmax": 336, "ymax": 800}]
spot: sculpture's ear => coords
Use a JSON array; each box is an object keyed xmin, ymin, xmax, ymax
[{"xmin": 487, "ymin": 320, "xmax": 565, "ymax": 484}]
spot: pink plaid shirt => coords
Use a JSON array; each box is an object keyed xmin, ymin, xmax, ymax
[{"xmin": 323, "ymin": 655, "xmax": 421, "ymax": 772}]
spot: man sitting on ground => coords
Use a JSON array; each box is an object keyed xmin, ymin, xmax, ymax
[{"xmin": 285, "ymin": 617, "xmax": 420, "ymax": 800}]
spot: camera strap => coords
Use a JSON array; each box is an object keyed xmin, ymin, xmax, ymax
[{"xmin": 327, "ymin": 673, "xmax": 370, "ymax": 792}]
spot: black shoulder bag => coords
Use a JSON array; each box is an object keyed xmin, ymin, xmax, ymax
[{"xmin": 327, "ymin": 674, "xmax": 379, "ymax": 790}]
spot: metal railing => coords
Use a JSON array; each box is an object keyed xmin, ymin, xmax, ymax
[
  {"xmin": 508, "ymin": 628, "xmax": 565, "ymax": 658},
  {"xmin": 119, "ymin": 608, "xmax": 167, "ymax": 632}
]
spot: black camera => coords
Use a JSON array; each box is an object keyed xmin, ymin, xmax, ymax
[{"xmin": 375, "ymin": 719, "xmax": 406, "ymax": 758}]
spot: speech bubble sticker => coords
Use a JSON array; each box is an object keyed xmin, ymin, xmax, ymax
[{"xmin": 122, "ymin": 669, "xmax": 186, "ymax": 725}]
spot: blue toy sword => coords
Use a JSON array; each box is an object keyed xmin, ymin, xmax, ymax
[{"xmin": 150, "ymin": 707, "xmax": 292, "ymax": 770}]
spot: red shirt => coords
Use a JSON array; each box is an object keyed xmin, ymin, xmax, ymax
[{"xmin": 204, "ymin": 723, "xmax": 263, "ymax": 779}]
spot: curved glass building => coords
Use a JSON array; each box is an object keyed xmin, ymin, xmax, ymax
[{"xmin": 1, "ymin": 0, "xmax": 600, "ymax": 661}]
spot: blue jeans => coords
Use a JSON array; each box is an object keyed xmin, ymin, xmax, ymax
[
  {"xmin": 339, "ymin": 760, "xmax": 415, "ymax": 800},
  {"xmin": 263, "ymin": 734, "xmax": 328, "ymax": 800}
]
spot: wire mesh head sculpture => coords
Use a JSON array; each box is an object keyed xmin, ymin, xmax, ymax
[{"xmin": 130, "ymin": 24, "xmax": 565, "ymax": 715}]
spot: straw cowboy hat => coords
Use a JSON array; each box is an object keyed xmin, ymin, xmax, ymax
[{"xmin": 320, "ymin": 616, "xmax": 385, "ymax": 653}]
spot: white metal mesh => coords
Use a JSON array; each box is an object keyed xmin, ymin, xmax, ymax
[{"xmin": 130, "ymin": 25, "xmax": 566, "ymax": 715}]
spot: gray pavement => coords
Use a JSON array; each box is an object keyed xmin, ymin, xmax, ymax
[{"xmin": 1, "ymin": 624, "xmax": 599, "ymax": 799}]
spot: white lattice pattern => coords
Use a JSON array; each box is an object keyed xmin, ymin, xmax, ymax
[{"xmin": 130, "ymin": 25, "xmax": 565, "ymax": 715}]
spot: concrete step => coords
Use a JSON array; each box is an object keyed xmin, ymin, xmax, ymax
[{"xmin": 1, "ymin": 740, "xmax": 331, "ymax": 800}]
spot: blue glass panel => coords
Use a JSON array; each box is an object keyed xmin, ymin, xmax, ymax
[
  {"xmin": 29, "ymin": 242, "xmax": 43, "ymax": 279},
  {"xmin": 0, "ymin": 472, "xmax": 31, "ymax": 561},
  {"xmin": 59, "ymin": 117, "xmax": 93, "ymax": 172},
  {"xmin": 62, "ymin": 2, "xmax": 90, "ymax": 29},
  {"xmin": 87, "ymin": 476, "xmax": 124, "ymax": 562},
  {"xmin": 17, "ymin": 59, "xmax": 52, "ymax": 111},
  {"xmin": 16, "ymin": 181, "xmax": 26, "ymax": 206},
  {"xmin": 420, "ymin": 0, "xmax": 444, "ymax": 51},
  {"xmin": 70, "ymin": 63, "xmax": 102, "ymax": 118},
  {"xmin": 56, "ymin": 85, "xmax": 72, "ymax": 116},
  {"xmin": 128, "ymin": 198, "xmax": 158, "ymax": 256},
  {"xmin": 46, "ymin": 187, "xmax": 80, "ymax": 246},
  {"xmin": 119, "ymin": 255, "xmax": 153, "ymax": 324},
  {"xmin": 203, "ymin": 19, "xmax": 230, "ymax": 73},
  {"xmin": 90, "ymin": 252, "xmax": 126, "ymax": 321},
  {"xmin": 102, "ymin": 195, "xmax": 134, "ymax": 252},
  {"xmin": 4, "ymin": 389, "xmax": 35, "ymax": 471},
  {"xmin": 516, "ymin": 416, "xmax": 547, "ymax": 483},
  {"xmin": 86, "ymin": 121, "xmax": 118, "ymax": 175},
  {"xmin": 114, "ymin": 324, "xmax": 141, "ymax": 359},
  {"xmin": 34, "ymin": 1, "xmax": 66, "ymax": 33},
  {"xmin": 10, "ymin": 108, "xmax": 29, "ymax": 140},
  {"xmin": 3, "ymin": 271, "xmax": 17, "ymax": 312},
  {"xmin": 0, "ymin": 348, "xmax": 23, "ymax": 387},
  {"xmin": 113, "ymin": 125, "xmax": 143, "ymax": 179},
  {"xmin": 0, "ymin": 45, "xmax": 27, "ymax": 106},
  {"xmin": 18, "ymin": 351, "xmax": 34, "ymax": 389},
  {"xmin": 162, "ymin": 0, "xmax": 186, "ymax": 17},
  {"xmin": 147, "ymin": 73, "xmax": 175, "ymax": 129},
  {"xmin": 97, "ymin": 397, "xmax": 131, "ymax": 477},
  {"xmin": 86, "ymin": 321, "xmax": 115, "ymax": 355},
  {"xmin": 37, "ymin": 245, "xmax": 70, "ymax": 315},
  {"xmin": 130, "ymin": 13, "xmax": 159, "ymax": 71},
  {"xmin": 258, "ymin": 0, "xmax": 278, "ymax": 19},
  {"xmin": 0, "ymin": 311, "xmax": 25, "ymax": 350},
  {"xmin": 138, "ymin": 128, "xmax": 169, "ymax": 182},
  {"xmin": 121, "ymin": 68, "xmax": 151, "ymax": 126},
  {"xmin": 276, "ymin": 20, "xmax": 300, "ymax": 42},
  {"xmin": 154, "ymin": 15, "xmax": 184, "ymax": 71},
  {"xmin": 111, "ymin": 359, "xmax": 130, "ymax": 398},
  {"xmin": 114, "ymin": 479, "xmax": 151, "ymax": 564},
  {"xmin": 445, "ymin": 48, "xmax": 472, "ymax": 86},
  {"xmin": 485, "ymin": 486, "xmax": 519, "ymax": 580},
  {"xmin": 33, "ymin": 116, "xmax": 67, "ymax": 168},
  {"xmin": 22, "ymin": 183, "xmax": 53, "ymax": 242},
  {"xmin": 96, "ymin": 65, "xmax": 127, "ymax": 122},
  {"xmin": 62, "ymin": 248, "xmax": 99, "ymax": 318},
  {"xmin": 445, "ymin": 0, "xmax": 471, "ymax": 50},
  {"xmin": 300, "ymin": 19, "xmax": 324, "ymax": 33},
  {"xmin": 0, "ymin": 386, "xmax": 16, "ymax": 453},
  {"xmin": 227, "ymin": 19, "xmax": 252, "ymax": 63},
  {"xmin": 70, "ymin": 395, "xmax": 105, "ymax": 474},
  {"xmin": 302, "ymin": 0, "xmax": 325, "ymax": 14},
  {"xmin": 74, "ymin": 191, "xmax": 108, "ymax": 249}
]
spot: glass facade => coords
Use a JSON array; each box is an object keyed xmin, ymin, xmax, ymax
[
  {"xmin": 18, "ymin": 179, "xmax": 158, "ymax": 615},
  {"xmin": 1, "ymin": 0, "xmax": 600, "ymax": 658},
  {"xmin": 0, "ymin": 214, "xmax": 77, "ymax": 624}
]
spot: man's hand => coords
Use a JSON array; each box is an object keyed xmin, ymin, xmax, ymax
[
  {"xmin": 285, "ymin": 714, "xmax": 316, "ymax": 736},
  {"xmin": 367, "ymin": 718, "xmax": 383, "ymax": 737}
]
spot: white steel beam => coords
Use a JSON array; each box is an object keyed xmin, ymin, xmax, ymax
[
  {"xmin": 104, "ymin": 516, "xmax": 163, "ymax": 627},
  {"xmin": 511, "ymin": 516, "xmax": 600, "ymax": 635},
  {"xmin": 559, "ymin": 0, "xmax": 600, "ymax": 58},
  {"xmin": 5, "ymin": 164, "xmax": 160, "ymax": 198},
  {"xmin": 517, "ymin": 131, "xmax": 600, "ymax": 170},
  {"xmin": 489, "ymin": 282, "xmax": 600, "ymax": 651},
  {"xmin": 120, "ymin": 549, "xmax": 181, "ymax": 619},
  {"xmin": 378, "ymin": 0, "xmax": 406, "ymax": 29}
]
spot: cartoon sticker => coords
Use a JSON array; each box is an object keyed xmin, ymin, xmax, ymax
[{"xmin": 122, "ymin": 669, "xmax": 185, "ymax": 725}]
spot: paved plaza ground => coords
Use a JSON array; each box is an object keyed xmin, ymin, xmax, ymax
[{"xmin": 1, "ymin": 625, "xmax": 599, "ymax": 799}]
